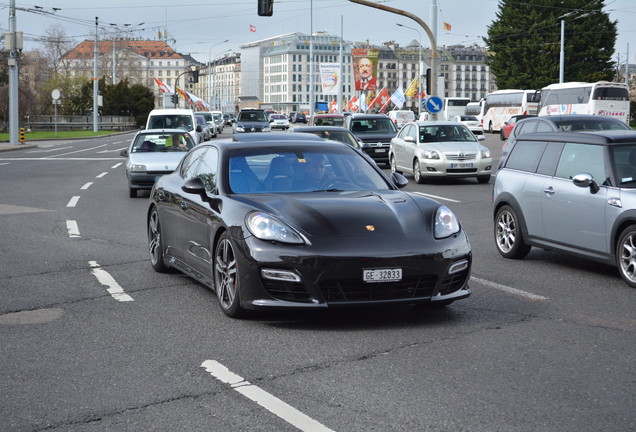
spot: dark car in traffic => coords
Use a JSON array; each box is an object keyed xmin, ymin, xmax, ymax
[
  {"xmin": 344, "ymin": 113, "xmax": 398, "ymax": 165},
  {"xmin": 147, "ymin": 138, "xmax": 472, "ymax": 318},
  {"xmin": 233, "ymin": 109, "xmax": 271, "ymax": 133}
]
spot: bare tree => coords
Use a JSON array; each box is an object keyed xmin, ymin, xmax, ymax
[{"xmin": 40, "ymin": 24, "xmax": 76, "ymax": 77}]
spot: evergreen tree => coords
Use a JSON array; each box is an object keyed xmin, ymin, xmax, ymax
[{"xmin": 484, "ymin": 0, "xmax": 617, "ymax": 89}]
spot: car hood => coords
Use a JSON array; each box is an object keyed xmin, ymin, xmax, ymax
[
  {"xmin": 127, "ymin": 152, "xmax": 187, "ymax": 170},
  {"xmin": 231, "ymin": 190, "xmax": 437, "ymax": 241}
]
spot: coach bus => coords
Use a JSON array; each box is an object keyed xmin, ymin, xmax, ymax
[
  {"xmin": 537, "ymin": 81, "xmax": 630, "ymax": 124},
  {"xmin": 442, "ymin": 97, "xmax": 471, "ymax": 121},
  {"xmin": 480, "ymin": 89, "xmax": 539, "ymax": 133}
]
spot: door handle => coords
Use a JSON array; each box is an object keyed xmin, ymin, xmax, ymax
[{"xmin": 543, "ymin": 186, "xmax": 555, "ymax": 196}]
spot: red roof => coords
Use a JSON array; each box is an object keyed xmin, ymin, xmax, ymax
[{"xmin": 63, "ymin": 40, "xmax": 183, "ymax": 60}]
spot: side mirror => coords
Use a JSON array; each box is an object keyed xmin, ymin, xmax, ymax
[
  {"xmin": 404, "ymin": 136, "xmax": 416, "ymax": 143},
  {"xmin": 477, "ymin": 135, "xmax": 486, "ymax": 141},
  {"xmin": 120, "ymin": 149, "xmax": 129, "ymax": 157},
  {"xmin": 572, "ymin": 172, "xmax": 600, "ymax": 194},
  {"xmin": 391, "ymin": 172, "xmax": 409, "ymax": 188}
]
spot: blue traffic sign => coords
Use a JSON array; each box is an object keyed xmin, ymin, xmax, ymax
[{"xmin": 425, "ymin": 96, "xmax": 443, "ymax": 113}]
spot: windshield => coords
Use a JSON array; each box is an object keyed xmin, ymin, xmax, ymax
[
  {"xmin": 149, "ymin": 115, "xmax": 194, "ymax": 130},
  {"xmin": 314, "ymin": 116, "xmax": 344, "ymax": 126},
  {"xmin": 611, "ymin": 144, "xmax": 636, "ymax": 188},
  {"xmin": 228, "ymin": 147, "xmax": 389, "ymax": 193},
  {"xmin": 553, "ymin": 118, "xmax": 631, "ymax": 132},
  {"xmin": 238, "ymin": 111, "xmax": 269, "ymax": 122},
  {"xmin": 132, "ymin": 132, "xmax": 195, "ymax": 153},
  {"xmin": 419, "ymin": 124, "xmax": 477, "ymax": 142},
  {"xmin": 350, "ymin": 118, "xmax": 397, "ymax": 134}
]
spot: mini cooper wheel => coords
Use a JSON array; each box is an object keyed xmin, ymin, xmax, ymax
[
  {"xmin": 616, "ymin": 225, "xmax": 636, "ymax": 288},
  {"xmin": 413, "ymin": 159, "xmax": 425, "ymax": 184},
  {"xmin": 148, "ymin": 207, "xmax": 170, "ymax": 273},
  {"xmin": 214, "ymin": 232, "xmax": 245, "ymax": 317},
  {"xmin": 494, "ymin": 205, "xmax": 531, "ymax": 259}
]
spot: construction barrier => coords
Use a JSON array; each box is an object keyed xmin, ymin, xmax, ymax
[{"xmin": 19, "ymin": 128, "xmax": 25, "ymax": 143}]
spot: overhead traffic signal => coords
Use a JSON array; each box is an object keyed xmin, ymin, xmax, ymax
[
  {"xmin": 191, "ymin": 70, "xmax": 199, "ymax": 83},
  {"xmin": 425, "ymin": 68, "xmax": 432, "ymax": 95},
  {"xmin": 258, "ymin": 0, "xmax": 273, "ymax": 16}
]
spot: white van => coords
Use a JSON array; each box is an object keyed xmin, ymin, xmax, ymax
[
  {"xmin": 388, "ymin": 110, "xmax": 415, "ymax": 129},
  {"xmin": 146, "ymin": 108, "xmax": 201, "ymax": 144}
]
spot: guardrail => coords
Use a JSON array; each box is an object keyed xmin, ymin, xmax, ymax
[{"xmin": 26, "ymin": 115, "xmax": 137, "ymax": 131}]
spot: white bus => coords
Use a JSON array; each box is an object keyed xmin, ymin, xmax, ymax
[
  {"xmin": 442, "ymin": 97, "xmax": 471, "ymax": 121},
  {"xmin": 465, "ymin": 101, "xmax": 484, "ymax": 117},
  {"xmin": 538, "ymin": 81, "xmax": 630, "ymax": 124},
  {"xmin": 481, "ymin": 89, "xmax": 539, "ymax": 133}
]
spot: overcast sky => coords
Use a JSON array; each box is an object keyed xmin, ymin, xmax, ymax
[{"xmin": 5, "ymin": 0, "xmax": 636, "ymax": 64}]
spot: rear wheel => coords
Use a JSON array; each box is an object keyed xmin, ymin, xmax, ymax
[
  {"xmin": 616, "ymin": 225, "xmax": 636, "ymax": 288},
  {"xmin": 500, "ymin": 129, "xmax": 505, "ymax": 141},
  {"xmin": 413, "ymin": 159, "xmax": 425, "ymax": 184},
  {"xmin": 148, "ymin": 207, "xmax": 170, "ymax": 273},
  {"xmin": 494, "ymin": 205, "xmax": 531, "ymax": 259},
  {"xmin": 214, "ymin": 232, "xmax": 245, "ymax": 318}
]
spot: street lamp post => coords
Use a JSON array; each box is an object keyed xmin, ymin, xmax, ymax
[
  {"xmin": 208, "ymin": 40, "xmax": 229, "ymax": 108},
  {"xmin": 174, "ymin": 65, "xmax": 197, "ymax": 108},
  {"xmin": 397, "ymin": 23, "xmax": 422, "ymax": 116},
  {"xmin": 558, "ymin": 11, "xmax": 591, "ymax": 83}
]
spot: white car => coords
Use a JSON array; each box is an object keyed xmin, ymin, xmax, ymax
[
  {"xmin": 451, "ymin": 115, "xmax": 484, "ymax": 138},
  {"xmin": 389, "ymin": 121, "xmax": 493, "ymax": 184},
  {"xmin": 269, "ymin": 113, "xmax": 290, "ymax": 130}
]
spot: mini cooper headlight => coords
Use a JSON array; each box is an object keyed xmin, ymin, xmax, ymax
[
  {"xmin": 246, "ymin": 212, "xmax": 305, "ymax": 244},
  {"xmin": 434, "ymin": 205, "xmax": 460, "ymax": 239}
]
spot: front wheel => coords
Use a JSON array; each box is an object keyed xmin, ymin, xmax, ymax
[
  {"xmin": 148, "ymin": 207, "xmax": 170, "ymax": 273},
  {"xmin": 477, "ymin": 175, "xmax": 491, "ymax": 184},
  {"xmin": 413, "ymin": 159, "xmax": 425, "ymax": 184},
  {"xmin": 214, "ymin": 232, "xmax": 245, "ymax": 318},
  {"xmin": 494, "ymin": 205, "xmax": 531, "ymax": 259},
  {"xmin": 390, "ymin": 155, "xmax": 401, "ymax": 175},
  {"xmin": 616, "ymin": 225, "xmax": 636, "ymax": 288}
]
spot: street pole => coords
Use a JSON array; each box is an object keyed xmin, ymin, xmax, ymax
[
  {"xmin": 8, "ymin": 0, "xmax": 19, "ymax": 145},
  {"xmin": 338, "ymin": 15, "xmax": 343, "ymax": 114},
  {"xmin": 93, "ymin": 17, "xmax": 99, "ymax": 132},
  {"xmin": 559, "ymin": 19, "xmax": 565, "ymax": 83},
  {"xmin": 348, "ymin": 0, "xmax": 438, "ymax": 119},
  {"xmin": 309, "ymin": 0, "xmax": 314, "ymax": 119}
]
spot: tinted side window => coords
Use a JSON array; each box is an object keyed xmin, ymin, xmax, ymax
[
  {"xmin": 505, "ymin": 140, "xmax": 548, "ymax": 172},
  {"xmin": 193, "ymin": 147, "xmax": 219, "ymax": 194},
  {"xmin": 535, "ymin": 121, "xmax": 553, "ymax": 132},
  {"xmin": 513, "ymin": 120, "xmax": 537, "ymax": 138},
  {"xmin": 180, "ymin": 147, "xmax": 208, "ymax": 180},
  {"xmin": 555, "ymin": 143, "xmax": 606, "ymax": 181},
  {"xmin": 536, "ymin": 142, "xmax": 564, "ymax": 176}
]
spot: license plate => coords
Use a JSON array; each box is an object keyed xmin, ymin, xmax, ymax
[
  {"xmin": 450, "ymin": 162, "xmax": 473, "ymax": 168},
  {"xmin": 363, "ymin": 268, "xmax": 402, "ymax": 283},
  {"xmin": 375, "ymin": 148, "xmax": 387, "ymax": 153}
]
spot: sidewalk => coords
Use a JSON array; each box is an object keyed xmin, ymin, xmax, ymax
[{"xmin": 0, "ymin": 143, "xmax": 38, "ymax": 152}]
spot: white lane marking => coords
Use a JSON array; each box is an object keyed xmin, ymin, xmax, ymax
[
  {"xmin": 471, "ymin": 276, "xmax": 549, "ymax": 301},
  {"xmin": 50, "ymin": 143, "xmax": 110, "ymax": 157},
  {"xmin": 67, "ymin": 196, "xmax": 80, "ymax": 207},
  {"xmin": 81, "ymin": 182, "xmax": 93, "ymax": 190},
  {"xmin": 88, "ymin": 261, "xmax": 134, "ymax": 302},
  {"xmin": 0, "ymin": 162, "xmax": 9, "ymax": 166},
  {"xmin": 201, "ymin": 360, "xmax": 335, "ymax": 432},
  {"xmin": 28, "ymin": 146, "xmax": 74, "ymax": 153},
  {"xmin": 66, "ymin": 220, "xmax": 80, "ymax": 238},
  {"xmin": 96, "ymin": 172, "xmax": 108, "ymax": 178},
  {"xmin": 111, "ymin": 162, "xmax": 123, "ymax": 168},
  {"xmin": 413, "ymin": 191, "xmax": 461, "ymax": 203}
]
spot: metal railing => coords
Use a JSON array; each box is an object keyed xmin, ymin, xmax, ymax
[{"xmin": 25, "ymin": 115, "xmax": 137, "ymax": 131}]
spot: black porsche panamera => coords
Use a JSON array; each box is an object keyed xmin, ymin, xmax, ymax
[{"xmin": 147, "ymin": 138, "xmax": 472, "ymax": 318}]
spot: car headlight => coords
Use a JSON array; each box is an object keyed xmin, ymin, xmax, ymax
[
  {"xmin": 481, "ymin": 148, "xmax": 491, "ymax": 158},
  {"xmin": 424, "ymin": 150, "xmax": 440, "ymax": 159},
  {"xmin": 130, "ymin": 164, "xmax": 147, "ymax": 172},
  {"xmin": 434, "ymin": 205, "xmax": 460, "ymax": 239},
  {"xmin": 235, "ymin": 126, "xmax": 245, "ymax": 132},
  {"xmin": 246, "ymin": 212, "xmax": 305, "ymax": 244}
]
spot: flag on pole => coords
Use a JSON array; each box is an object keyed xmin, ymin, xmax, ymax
[
  {"xmin": 368, "ymin": 88, "xmax": 390, "ymax": 111},
  {"xmin": 390, "ymin": 86, "xmax": 406, "ymax": 109},
  {"xmin": 153, "ymin": 77, "xmax": 173, "ymax": 94},
  {"xmin": 250, "ymin": 24, "xmax": 256, "ymax": 32},
  {"xmin": 346, "ymin": 95, "xmax": 358, "ymax": 112},
  {"xmin": 330, "ymin": 99, "xmax": 338, "ymax": 113},
  {"xmin": 443, "ymin": 22, "xmax": 452, "ymax": 31},
  {"xmin": 404, "ymin": 77, "xmax": 420, "ymax": 98}
]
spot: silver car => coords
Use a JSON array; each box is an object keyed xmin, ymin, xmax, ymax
[
  {"xmin": 389, "ymin": 121, "xmax": 493, "ymax": 184},
  {"xmin": 494, "ymin": 130, "xmax": 636, "ymax": 288},
  {"xmin": 120, "ymin": 129, "xmax": 196, "ymax": 197}
]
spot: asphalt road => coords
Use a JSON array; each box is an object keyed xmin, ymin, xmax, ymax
[{"xmin": 0, "ymin": 129, "xmax": 634, "ymax": 432}]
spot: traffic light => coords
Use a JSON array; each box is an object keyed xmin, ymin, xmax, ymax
[
  {"xmin": 171, "ymin": 94, "xmax": 178, "ymax": 106},
  {"xmin": 191, "ymin": 70, "xmax": 199, "ymax": 83},
  {"xmin": 258, "ymin": 0, "xmax": 273, "ymax": 16},
  {"xmin": 425, "ymin": 68, "xmax": 432, "ymax": 95}
]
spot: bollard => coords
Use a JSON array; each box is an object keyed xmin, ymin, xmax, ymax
[{"xmin": 19, "ymin": 128, "xmax": 25, "ymax": 143}]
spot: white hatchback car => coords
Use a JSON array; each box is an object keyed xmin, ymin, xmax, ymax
[{"xmin": 389, "ymin": 121, "xmax": 493, "ymax": 184}]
